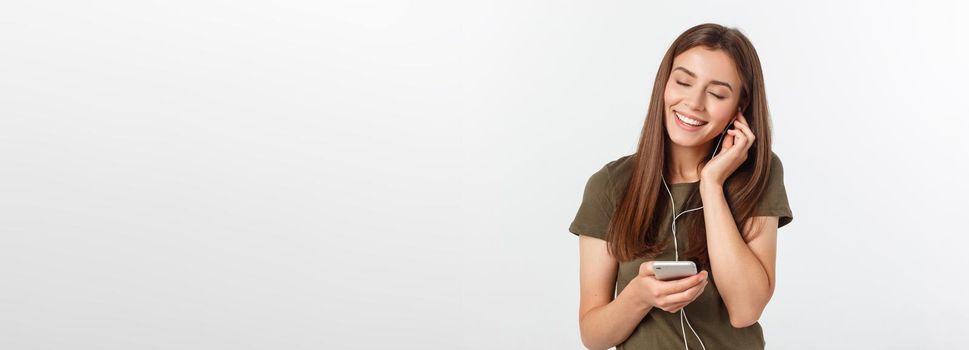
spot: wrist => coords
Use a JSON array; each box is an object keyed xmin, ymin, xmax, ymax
[
  {"xmin": 700, "ymin": 179, "xmax": 724, "ymax": 194},
  {"xmin": 621, "ymin": 277, "xmax": 653, "ymax": 312}
]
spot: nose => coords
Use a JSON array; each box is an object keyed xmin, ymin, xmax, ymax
[{"xmin": 685, "ymin": 87, "xmax": 705, "ymax": 111}]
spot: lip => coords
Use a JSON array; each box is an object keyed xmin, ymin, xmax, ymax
[{"xmin": 672, "ymin": 110, "xmax": 706, "ymax": 132}]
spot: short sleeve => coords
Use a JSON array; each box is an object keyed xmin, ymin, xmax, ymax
[
  {"xmin": 568, "ymin": 166, "xmax": 616, "ymax": 241},
  {"xmin": 752, "ymin": 153, "xmax": 794, "ymax": 228}
]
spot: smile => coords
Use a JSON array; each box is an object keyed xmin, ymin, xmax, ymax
[{"xmin": 674, "ymin": 111, "xmax": 708, "ymax": 127}]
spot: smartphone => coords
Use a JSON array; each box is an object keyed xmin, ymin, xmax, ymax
[{"xmin": 653, "ymin": 261, "xmax": 698, "ymax": 281}]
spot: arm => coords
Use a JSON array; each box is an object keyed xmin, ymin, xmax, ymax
[
  {"xmin": 700, "ymin": 182, "xmax": 778, "ymax": 328},
  {"xmin": 577, "ymin": 235, "xmax": 652, "ymax": 349}
]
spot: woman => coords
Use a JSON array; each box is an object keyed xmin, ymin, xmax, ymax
[{"xmin": 569, "ymin": 23, "xmax": 794, "ymax": 350}]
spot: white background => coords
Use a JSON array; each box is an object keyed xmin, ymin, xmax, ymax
[{"xmin": 2, "ymin": 0, "xmax": 968, "ymax": 349}]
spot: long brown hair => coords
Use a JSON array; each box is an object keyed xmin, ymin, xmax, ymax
[{"xmin": 605, "ymin": 23, "xmax": 776, "ymax": 271}]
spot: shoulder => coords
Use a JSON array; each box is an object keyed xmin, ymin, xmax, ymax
[
  {"xmin": 588, "ymin": 153, "xmax": 636, "ymax": 188},
  {"xmin": 570, "ymin": 154, "xmax": 636, "ymax": 239},
  {"xmin": 605, "ymin": 153, "xmax": 636, "ymax": 171},
  {"xmin": 583, "ymin": 153, "xmax": 636, "ymax": 203},
  {"xmin": 755, "ymin": 150, "xmax": 794, "ymax": 227},
  {"xmin": 766, "ymin": 151, "xmax": 785, "ymax": 183},
  {"xmin": 769, "ymin": 151, "xmax": 783, "ymax": 170},
  {"xmin": 758, "ymin": 150, "xmax": 786, "ymax": 189}
]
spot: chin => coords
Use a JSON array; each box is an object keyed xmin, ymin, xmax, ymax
[{"xmin": 665, "ymin": 115, "xmax": 714, "ymax": 147}]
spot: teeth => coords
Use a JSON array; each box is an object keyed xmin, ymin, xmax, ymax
[{"xmin": 675, "ymin": 111, "xmax": 707, "ymax": 127}]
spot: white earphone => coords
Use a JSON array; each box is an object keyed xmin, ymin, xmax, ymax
[{"xmin": 659, "ymin": 117, "xmax": 733, "ymax": 350}]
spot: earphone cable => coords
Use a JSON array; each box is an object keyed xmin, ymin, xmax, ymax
[{"xmin": 659, "ymin": 125, "xmax": 729, "ymax": 350}]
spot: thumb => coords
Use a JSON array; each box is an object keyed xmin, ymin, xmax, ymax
[{"xmin": 638, "ymin": 261, "xmax": 655, "ymax": 277}]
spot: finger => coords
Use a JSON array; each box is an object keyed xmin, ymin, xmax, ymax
[
  {"xmin": 665, "ymin": 279, "xmax": 707, "ymax": 305},
  {"xmin": 663, "ymin": 284, "xmax": 705, "ymax": 312},
  {"xmin": 658, "ymin": 271, "xmax": 707, "ymax": 295},
  {"xmin": 661, "ymin": 294, "xmax": 694, "ymax": 311},
  {"xmin": 738, "ymin": 113, "xmax": 750, "ymax": 126},
  {"xmin": 727, "ymin": 129, "xmax": 745, "ymax": 149},
  {"xmin": 733, "ymin": 119, "xmax": 756, "ymax": 146},
  {"xmin": 734, "ymin": 115, "xmax": 755, "ymax": 143},
  {"xmin": 733, "ymin": 129, "xmax": 747, "ymax": 146},
  {"xmin": 663, "ymin": 279, "xmax": 710, "ymax": 307},
  {"xmin": 721, "ymin": 128, "xmax": 735, "ymax": 150},
  {"xmin": 665, "ymin": 302, "xmax": 689, "ymax": 313}
]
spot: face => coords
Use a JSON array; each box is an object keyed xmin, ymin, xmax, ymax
[{"xmin": 663, "ymin": 46, "xmax": 744, "ymax": 148}]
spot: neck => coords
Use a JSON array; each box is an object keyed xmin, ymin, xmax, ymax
[{"xmin": 665, "ymin": 141, "xmax": 713, "ymax": 184}]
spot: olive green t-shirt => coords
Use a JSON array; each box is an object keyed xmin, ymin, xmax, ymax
[{"xmin": 569, "ymin": 152, "xmax": 793, "ymax": 350}]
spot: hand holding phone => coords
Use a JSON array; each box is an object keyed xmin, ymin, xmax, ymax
[{"xmin": 629, "ymin": 261, "xmax": 709, "ymax": 313}]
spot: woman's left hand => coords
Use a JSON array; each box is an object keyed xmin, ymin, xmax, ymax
[{"xmin": 700, "ymin": 110, "xmax": 755, "ymax": 186}]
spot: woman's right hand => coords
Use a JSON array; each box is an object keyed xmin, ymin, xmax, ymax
[{"xmin": 630, "ymin": 261, "xmax": 709, "ymax": 313}]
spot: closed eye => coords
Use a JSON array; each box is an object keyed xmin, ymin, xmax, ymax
[{"xmin": 678, "ymin": 80, "xmax": 726, "ymax": 100}]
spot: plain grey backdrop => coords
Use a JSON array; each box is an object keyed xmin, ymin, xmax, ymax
[{"xmin": 2, "ymin": 0, "xmax": 968, "ymax": 349}]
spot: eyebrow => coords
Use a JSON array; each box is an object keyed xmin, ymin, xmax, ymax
[{"xmin": 673, "ymin": 66, "xmax": 734, "ymax": 92}]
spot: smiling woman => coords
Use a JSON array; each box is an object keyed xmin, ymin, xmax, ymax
[
  {"xmin": 665, "ymin": 48, "xmax": 746, "ymax": 152},
  {"xmin": 569, "ymin": 23, "xmax": 794, "ymax": 350}
]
